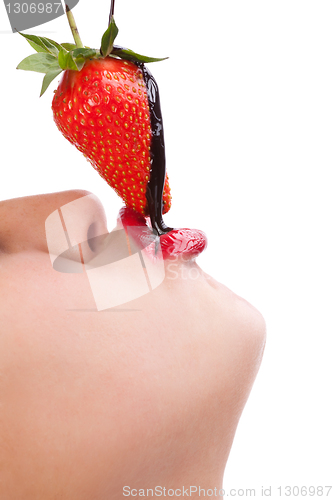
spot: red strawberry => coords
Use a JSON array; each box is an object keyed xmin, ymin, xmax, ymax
[
  {"xmin": 51, "ymin": 58, "xmax": 171, "ymax": 217},
  {"xmin": 17, "ymin": 6, "xmax": 172, "ymax": 233}
]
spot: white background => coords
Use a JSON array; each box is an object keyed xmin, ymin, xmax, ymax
[{"xmin": 0, "ymin": 0, "xmax": 332, "ymax": 495}]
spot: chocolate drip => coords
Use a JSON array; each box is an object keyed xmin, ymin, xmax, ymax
[
  {"xmin": 138, "ymin": 64, "xmax": 173, "ymax": 236},
  {"xmin": 112, "ymin": 46, "xmax": 173, "ymax": 235}
]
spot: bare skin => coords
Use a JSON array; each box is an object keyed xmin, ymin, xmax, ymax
[{"xmin": 0, "ymin": 190, "xmax": 266, "ymax": 499}]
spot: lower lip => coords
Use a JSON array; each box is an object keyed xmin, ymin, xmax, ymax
[
  {"xmin": 118, "ymin": 207, "xmax": 208, "ymax": 260},
  {"xmin": 160, "ymin": 228, "xmax": 207, "ymax": 260}
]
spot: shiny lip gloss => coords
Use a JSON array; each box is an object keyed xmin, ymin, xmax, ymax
[
  {"xmin": 118, "ymin": 207, "xmax": 208, "ymax": 260},
  {"xmin": 159, "ymin": 228, "xmax": 208, "ymax": 260}
]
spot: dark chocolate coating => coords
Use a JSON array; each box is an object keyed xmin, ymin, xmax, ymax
[
  {"xmin": 112, "ymin": 47, "xmax": 173, "ymax": 235},
  {"xmin": 138, "ymin": 63, "xmax": 173, "ymax": 235}
]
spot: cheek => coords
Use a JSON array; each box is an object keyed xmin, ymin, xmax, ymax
[
  {"xmin": 0, "ymin": 349, "xmax": 115, "ymax": 498},
  {"xmin": 0, "ymin": 261, "xmax": 113, "ymax": 497},
  {"xmin": 0, "ymin": 251, "xmax": 97, "ymax": 319},
  {"xmin": 0, "ymin": 302, "xmax": 172, "ymax": 497}
]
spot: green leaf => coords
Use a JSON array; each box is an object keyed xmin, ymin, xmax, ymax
[
  {"xmin": 73, "ymin": 48, "xmax": 99, "ymax": 70},
  {"xmin": 40, "ymin": 68, "xmax": 63, "ymax": 96},
  {"xmin": 72, "ymin": 47, "xmax": 99, "ymax": 59},
  {"xmin": 112, "ymin": 47, "xmax": 168, "ymax": 64},
  {"xmin": 17, "ymin": 53, "xmax": 59, "ymax": 73},
  {"xmin": 61, "ymin": 43, "xmax": 78, "ymax": 51},
  {"xmin": 18, "ymin": 33, "xmax": 49, "ymax": 53},
  {"xmin": 72, "ymin": 56, "xmax": 86, "ymax": 71},
  {"xmin": 26, "ymin": 39, "xmax": 49, "ymax": 53},
  {"xmin": 58, "ymin": 47, "xmax": 99, "ymax": 72},
  {"xmin": 100, "ymin": 16, "xmax": 119, "ymax": 57},
  {"xmin": 18, "ymin": 33, "xmax": 61, "ymax": 56},
  {"xmin": 58, "ymin": 48, "xmax": 79, "ymax": 71},
  {"xmin": 43, "ymin": 37, "xmax": 63, "ymax": 55}
]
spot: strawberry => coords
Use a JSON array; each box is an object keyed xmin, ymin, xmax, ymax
[
  {"xmin": 51, "ymin": 57, "xmax": 171, "ymax": 217},
  {"xmin": 17, "ymin": 5, "xmax": 172, "ymax": 233}
]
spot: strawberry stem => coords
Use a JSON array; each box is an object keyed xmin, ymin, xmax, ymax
[
  {"xmin": 109, "ymin": 0, "xmax": 115, "ymax": 25},
  {"xmin": 65, "ymin": 4, "xmax": 84, "ymax": 48}
]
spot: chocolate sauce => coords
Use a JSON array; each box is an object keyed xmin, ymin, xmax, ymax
[
  {"xmin": 112, "ymin": 46, "xmax": 173, "ymax": 235},
  {"xmin": 138, "ymin": 64, "xmax": 173, "ymax": 236}
]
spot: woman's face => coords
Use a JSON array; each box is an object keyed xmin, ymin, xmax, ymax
[{"xmin": 0, "ymin": 190, "xmax": 266, "ymax": 499}]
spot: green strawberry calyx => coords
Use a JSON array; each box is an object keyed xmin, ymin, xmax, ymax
[{"xmin": 17, "ymin": 8, "xmax": 167, "ymax": 97}]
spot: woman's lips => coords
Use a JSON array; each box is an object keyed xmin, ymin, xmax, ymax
[
  {"xmin": 159, "ymin": 228, "xmax": 207, "ymax": 259},
  {"xmin": 118, "ymin": 207, "xmax": 208, "ymax": 260}
]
